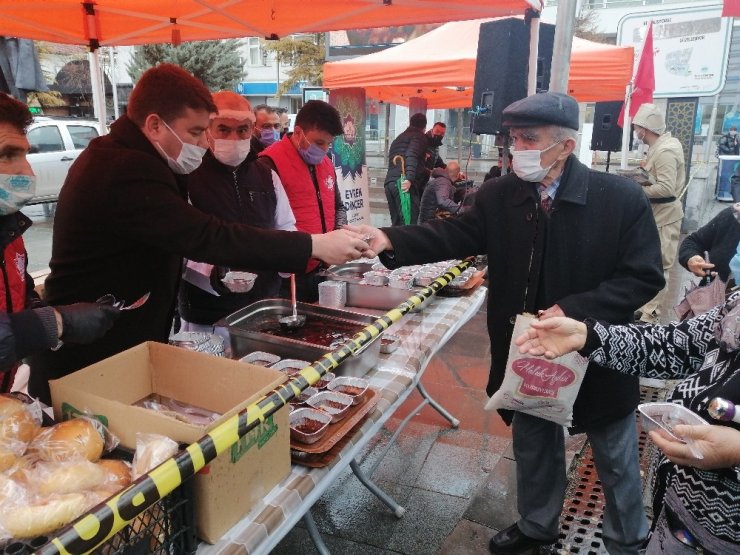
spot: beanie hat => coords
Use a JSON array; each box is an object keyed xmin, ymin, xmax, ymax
[{"xmin": 632, "ymin": 103, "xmax": 666, "ymax": 135}]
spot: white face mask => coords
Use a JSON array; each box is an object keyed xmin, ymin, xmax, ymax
[
  {"xmin": 212, "ymin": 138, "xmax": 251, "ymax": 167},
  {"xmin": 155, "ymin": 119, "xmax": 207, "ymax": 175},
  {"xmin": 511, "ymin": 141, "xmax": 562, "ymax": 183},
  {"xmin": 0, "ymin": 174, "xmax": 36, "ymax": 215}
]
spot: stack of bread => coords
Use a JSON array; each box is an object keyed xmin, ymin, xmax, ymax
[{"xmin": 0, "ymin": 395, "xmax": 131, "ymax": 541}]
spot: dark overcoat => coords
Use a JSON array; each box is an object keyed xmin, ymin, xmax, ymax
[
  {"xmin": 29, "ymin": 115, "xmax": 312, "ymax": 403},
  {"xmin": 381, "ymin": 155, "xmax": 664, "ymax": 429}
]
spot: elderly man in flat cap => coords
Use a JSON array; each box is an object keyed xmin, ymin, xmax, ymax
[
  {"xmin": 349, "ymin": 92, "xmax": 663, "ymax": 555},
  {"xmin": 632, "ymin": 103, "xmax": 685, "ymax": 324}
]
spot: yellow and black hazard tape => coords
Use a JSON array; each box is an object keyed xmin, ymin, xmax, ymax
[{"xmin": 36, "ymin": 258, "xmax": 474, "ymax": 555}]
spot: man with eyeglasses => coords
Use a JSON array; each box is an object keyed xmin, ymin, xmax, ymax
[
  {"xmin": 251, "ymin": 104, "xmax": 282, "ymax": 157},
  {"xmin": 179, "ymin": 92, "xmax": 297, "ymax": 333},
  {"xmin": 349, "ymin": 92, "xmax": 664, "ymax": 555}
]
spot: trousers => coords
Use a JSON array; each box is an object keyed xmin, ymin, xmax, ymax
[
  {"xmin": 640, "ymin": 219, "xmax": 681, "ymax": 322},
  {"xmin": 512, "ymin": 410, "xmax": 649, "ymax": 554}
]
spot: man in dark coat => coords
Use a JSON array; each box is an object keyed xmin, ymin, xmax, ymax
[
  {"xmin": 420, "ymin": 121, "xmax": 447, "ymax": 191},
  {"xmin": 384, "ymin": 112, "xmax": 427, "ymax": 225},
  {"xmin": 351, "ymin": 92, "xmax": 664, "ymax": 555},
  {"xmin": 28, "ymin": 64, "xmax": 372, "ymax": 404}
]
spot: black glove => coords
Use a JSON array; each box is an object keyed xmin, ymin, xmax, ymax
[{"xmin": 56, "ymin": 302, "xmax": 120, "ymax": 344}]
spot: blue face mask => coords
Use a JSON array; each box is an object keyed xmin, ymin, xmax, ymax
[
  {"xmin": 731, "ymin": 242, "xmax": 740, "ymax": 279},
  {"xmin": 259, "ymin": 127, "xmax": 280, "ymax": 146},
  {"xmin": 298, "ymin": 131, "xmax": 328, "ymax": 165}
]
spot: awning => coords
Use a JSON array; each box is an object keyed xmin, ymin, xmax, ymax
[
  {"xmin": 0, "ymin": 1, "xmax": 541, "ymax": 46},
  {"xmin": 323, "ymin": 18, "xmax": 634, "ymax": 107}
]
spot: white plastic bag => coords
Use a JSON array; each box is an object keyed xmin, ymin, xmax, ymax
[{"xmin": 485, "ymin": 314, "xmax": 589, "ymax": 426}]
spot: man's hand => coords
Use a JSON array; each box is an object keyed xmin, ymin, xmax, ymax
[
  {"xmin": 686, "ymin": 254, "xmax": 715, "ymax": 278},
  {"xmin": 651, "ymin": 424, "xmax": 740, "ymax": 469},
  {"xmin": 514, "ymin": 316, "xmax": 588, "ymax": 359},
  {"xmin": 343, "ymin": 224, "xmax": 392, "ymax": 254},
  {"xmin": 536, "ymin": 304, "xmax": 565, "ymax": 320},
  {"xmin": 401, "ymin": 179, "xmax": 412, "ymax": 192},
  {"xmin": 54, "ymin": 303, "xmax": 120, "ymax": 344},
  {"xmin": 311, "ymin": 228, "xmax": 377, "ymax": 265}
]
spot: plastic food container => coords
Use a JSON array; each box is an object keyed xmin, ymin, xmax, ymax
[
  {"xmin": 290, "ymin": 407, "xmax": 332, "ymax": 444},
  {"xmin": 388, "ymin": 274, "xmax": 413, "ymax": 289},
  {"xmin": 239, "ymin": 351, "xmax": 281, "ymax": 367},
  {"xmin": 638, "ymin": 402, "xmax": 709, "ymax": 459},
  {"xmin": 307, "ymin": 391, "xmax": 354, "ymax": 423},
  {"xmin": 222, "ymin": 271, "xmax": 257, "ymax": 293},
  {"xmin": 327, "ymin": 376, "xmax": 368, "ymax": 405},
  {"xmin": 380, "ymin": 334, "xmax": 401, "ymax": 354},
  {"xmin": 271, "ymin": 358, "xmax": 311, "ymax": 376}
]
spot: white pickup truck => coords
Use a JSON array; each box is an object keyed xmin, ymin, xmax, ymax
[{"xmin": 26, "ymin": 117, "xmax": 100, "ymax": 207}]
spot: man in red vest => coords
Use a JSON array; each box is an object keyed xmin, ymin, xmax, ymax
[
  {"xmin": 0, "ymin": 93, "xmax": 118, "ymax": 392},
  {"xmin": 260, "ymin": 100, "xmax": 347, "ymax": 301}
]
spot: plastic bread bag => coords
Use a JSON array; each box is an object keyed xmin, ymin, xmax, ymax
[
  {"xmin": 131, "ymin": 433, "xmax": 179, "ymax": 480},
  {"xmin": 0, "ymin": 393, "xmax": 43, "ymax": 447},
  {"xmin": 485, "ymin": 313, "xmax": 589, "ymax": 427},
  {"xmin": 0, "ymin": 490, "xmax": 88, "ymax": 539},
  {"xmin": 27, "ymin": 416, "xmax": 119, "ymax": 463},
  {"xmin": 17, "ymin": 459, "xmax": 111, "ymax": 497}
]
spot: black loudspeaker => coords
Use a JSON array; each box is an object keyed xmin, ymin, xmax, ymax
[
  {"xmin": 472, "ymin": 19, "xmax": 555, "ymax": 135},
  {"xmin": 590, "ymin": 101, "xmax": 624, "ymax": 152}
]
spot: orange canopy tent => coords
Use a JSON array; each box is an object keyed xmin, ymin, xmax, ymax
[
  {"xmin": 0, "ymin": 1, "xmax": 539, "ymax": 46},
  {"xmin": 323, "ymin": 18, "xmax": 634, "ymax": 107}
]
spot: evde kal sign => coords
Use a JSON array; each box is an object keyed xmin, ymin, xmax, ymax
[{"xmin": 485, "ymin": 314, "xmax": 589, "ymax": 426}]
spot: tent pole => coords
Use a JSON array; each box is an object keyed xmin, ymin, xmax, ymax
[
  {"xmin": 383, "ymin": 103, "xmax": 391, "ymax": 167},
  {"xmin": 704, "ymin": 94, "xmax": 719, "ymax": 164},
  {"xmin": 110, "ymin": 46, "xmax": 120, "ymax": 120},
  {"xmin": 88, "ymin": 48, "xmax": 108, "ymax": 135},
  {"xmin": 620, "ymin": 82, "xmax": 632, "ymax": 169},
  {"xmin": 527, "ymin": 10, "xmax": 540, "ymax": 95},
  {"xmin": 457, "ymin": 108, "xmax": 463, "ymax": 166},
  {"xmin": 549, "ymin": 0, "xmax": 577, "ymax": 93}
]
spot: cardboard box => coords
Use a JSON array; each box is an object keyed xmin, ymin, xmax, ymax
[{"xmin": 49, "ymin": 342, "xmax": 290, "ymax": 543}]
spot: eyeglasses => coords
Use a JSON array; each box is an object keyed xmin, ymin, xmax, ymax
[{"xmin": 259, "ymin": 123, "xmax": 282, "ymax": 130}]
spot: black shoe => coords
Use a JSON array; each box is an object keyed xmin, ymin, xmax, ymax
[{"xmin": 489, "ymin": 523, "xmax": 557, "ymax": 555}]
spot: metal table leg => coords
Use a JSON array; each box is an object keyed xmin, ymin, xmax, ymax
[
  {"xmin": 416, "ymin": 381, "xmax": 460, "ymax": 428},
  {"xmin": 303, "ymin": 511, "xmax": 331, "ymax": 555},
  {"xmin": 350, "ymin": 459, "xmax": 406, "ymax": 518}
]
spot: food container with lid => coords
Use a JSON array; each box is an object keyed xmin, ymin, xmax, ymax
[
  {"xmin": 318, "ymin": 280, "xmax": 347, "ymax": 308},
  {"xmin": 363, "ymin": 271, "xmax": 390, "ymax": 287},
  {"xmin": 638, "ymin": 402, "xmax": 709, "ymax": 459},
  {"xmin": 306, "ymin": 391, "xmax": 354, "ymax": 423},
  {"xmin": 239, "ymin": 351, "xmax": 281, "ymax": 367},
  {"xmin": 327, "ymin": 376, "xmax": 368, "ymax": 405},
  {"xmin": 290, "ymin": 407, "xmax": 332, "ymax": 444}
]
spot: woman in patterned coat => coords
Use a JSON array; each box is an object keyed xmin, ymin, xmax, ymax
[{"xmin": 514, "ymin": 294, "xmax": 740, "ymax": 554}]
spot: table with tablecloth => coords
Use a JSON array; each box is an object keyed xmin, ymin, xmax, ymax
[{"xmin": 197, "ymin": 286, "xmax": 487, "ymax": 555}]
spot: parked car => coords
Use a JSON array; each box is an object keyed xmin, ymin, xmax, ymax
[{"xmin": 26, "ymin": 117, "xmax": 100, "ymax": 206}]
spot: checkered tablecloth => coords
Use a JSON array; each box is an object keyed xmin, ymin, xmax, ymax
[{"xmin": 197, "ymin": 287, "xmax": 487, "ymax": 554}]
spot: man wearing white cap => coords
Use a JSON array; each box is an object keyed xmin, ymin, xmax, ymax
[
  {"xmin": 632, "ymin": 103, "xmax": 685, "ymax": 323},
  {"xmin": 179, "ymin": 91, "xmax": 297, "ymax": 332}
]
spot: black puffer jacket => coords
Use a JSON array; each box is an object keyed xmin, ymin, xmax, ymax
[
  {"xmin": 678, "ymin": 206, "xmax": 740, "ymax": 282},
  {"xmin": 384, "ymin": 126, "xmax": 427, "ymax": 189},
  {"xmin": 418, "ymin": 168, "xmax": 460, "ymax": 223}
]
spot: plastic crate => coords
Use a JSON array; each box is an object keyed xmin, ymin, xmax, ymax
[{"xmin": 90, "ymin": 475, "xmax": 197, "ymax": 555}]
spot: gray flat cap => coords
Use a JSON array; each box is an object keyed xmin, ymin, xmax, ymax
[{"xmin": 502, "ymin": 92, "xmax": 579, "ymax": 131}]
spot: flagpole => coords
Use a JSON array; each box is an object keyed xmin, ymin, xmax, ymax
[{"xmin": 620, "ymin": 81, "xmax": 633, "ymax": 169}]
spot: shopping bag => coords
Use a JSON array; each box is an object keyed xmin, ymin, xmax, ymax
[
  {"xmin": 485, "ymin": 314, "xmax": 589, "ymax": 426},
  {"xmin": 674, "ymin": 277, "xmax": 726, "ymax": 320}
]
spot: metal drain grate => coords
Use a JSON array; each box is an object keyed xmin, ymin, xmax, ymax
[{"xmin": 544, "ymin": 386, "xmax": 669, "ymax": 554}]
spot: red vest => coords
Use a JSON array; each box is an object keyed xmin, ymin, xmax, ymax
[
  {"xmin": 0, "ymin": 236, "xmax": 28, "ymax": 312},
  {"xmin": 261, "ymin": 136, "xmax": 337, "ymax": 272}
]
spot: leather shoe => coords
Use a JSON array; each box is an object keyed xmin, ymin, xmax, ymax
[{"xmin": 489, "ymin": 523, "xmax": 557, "ymax": 554}]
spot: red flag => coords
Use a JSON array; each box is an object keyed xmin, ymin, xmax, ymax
[
  {"xmin": 723, "ymin": 0, "xmax": 740, "ymax": 17},
  {"xmin": 618, "ymin": 22, "xmax": 655, "ymax": 127}
]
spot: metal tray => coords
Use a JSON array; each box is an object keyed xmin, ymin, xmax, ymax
[
  {"xmin": 215, "ymin": 299, "xmax": 381, "ymax": 378},
  {"xmin": 320, "ymin": 263, "xmax": 432, "ymax": 311}
]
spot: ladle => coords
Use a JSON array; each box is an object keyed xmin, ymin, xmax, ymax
[{"xmin": 279, "ymin": 274, "xmax": 306, "ymax": 329}]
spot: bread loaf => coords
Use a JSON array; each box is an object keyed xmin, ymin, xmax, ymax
[{"xmin": 28, "ymin": 418, "xmax": 105, "ymax": 462}]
